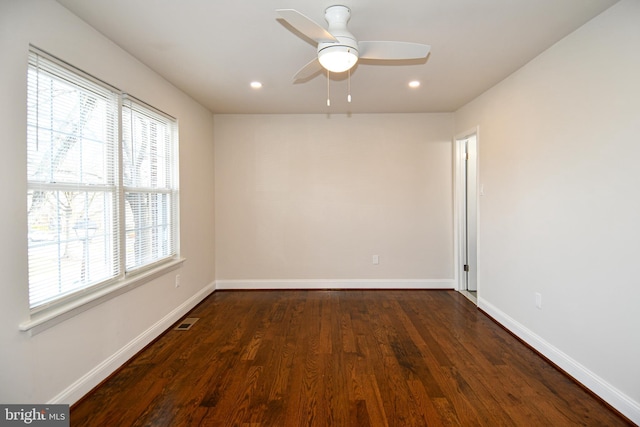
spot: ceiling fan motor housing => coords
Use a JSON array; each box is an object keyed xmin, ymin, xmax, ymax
[{"xmin": 317, "ymin": 5, "xmax": 359, "ymax": 72}]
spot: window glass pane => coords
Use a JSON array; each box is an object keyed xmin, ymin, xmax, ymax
[
  {"xmin": 122, "ymin": 105, "xmax": 172, "ymax": 189},
  {"xmin": 27, "ymin": 189, "xmax": 117, "ymax": 308},
  {"xmin": 125, "ymin": 192, "xmax": 174, "ymax": 271},
  {"xmin": 27, "ymin": 67, "xmax": 115, "ymax": 185}
]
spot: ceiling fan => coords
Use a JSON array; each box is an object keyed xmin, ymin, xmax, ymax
[{"xmin": 276, "ymin": 5, "xmax": 431, "ymax": 81}]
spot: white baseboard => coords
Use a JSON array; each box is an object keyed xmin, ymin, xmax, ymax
[
  {"xmin": 215, "ymin": 279, "xmax": 455, "ymax": 290},
  {"xmin": 478, "ymin": 296, "xmax": 640, "ymax": 425},
  {"xmin": 49, "ymin": 282, "xmax": 216, "ymax": 405}
]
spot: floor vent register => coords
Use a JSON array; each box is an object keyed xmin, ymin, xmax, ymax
[{"xmin": 174, "ymin": 317, "xmax": 199, "ymax": 331}]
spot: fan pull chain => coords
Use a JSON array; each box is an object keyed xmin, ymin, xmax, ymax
[
  {"xmin": 347, "ymin": 69, "xmax": 352, "ymax": 103},
  {"xmin": 327, "ymin": 70, "xmax": 331, "ymax": 107}
]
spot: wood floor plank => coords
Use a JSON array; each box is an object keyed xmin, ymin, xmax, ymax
[{"xmin": 71, "ymin": 290, "xmax": 633, "ymax": 426}]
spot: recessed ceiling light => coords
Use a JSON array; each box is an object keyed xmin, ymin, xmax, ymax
[
  {"xmin": 250, "ymin": 81, "xmax": 263, "ymax": 89},
  {"xmin": 408, "ymin": 80, "xmax": 421, "ymax": 88}
]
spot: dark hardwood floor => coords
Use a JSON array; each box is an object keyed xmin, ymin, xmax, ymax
[{"xmin": 71, "ymin": 290, "xmax": 632, "ymax": 426}]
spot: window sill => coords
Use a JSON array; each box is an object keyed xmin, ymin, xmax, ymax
[{"xmin": 19, "ymin": 257, "xmax": 185, "ymax": 336}]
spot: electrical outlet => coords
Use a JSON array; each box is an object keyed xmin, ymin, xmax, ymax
[
  {"xmin": 372, "ymin": 255, "xmax": 379, "ymax": 265},
  {"xmin": 175, "ymin": 274, "xmax": 181, "ymax": 288},
  {"xmin": 535, "ymin": 292, "xmax": 542, "ymax": 309}
]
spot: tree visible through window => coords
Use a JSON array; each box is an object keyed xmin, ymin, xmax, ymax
[{"xmin": 26, "ymin": 48, "xmax": 178, "ymax": 311}]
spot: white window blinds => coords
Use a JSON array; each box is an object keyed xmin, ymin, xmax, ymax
[
  {"xmin": 26, "ymin": 47, "xmax": 179, "ymax": 312},
  {"xmin": 27, "ymin": 50, "xmax": 120, "ymax": 310},
  {"xmin": 122, "ymin": 97, "xmax": 178, "ymax": 273}
]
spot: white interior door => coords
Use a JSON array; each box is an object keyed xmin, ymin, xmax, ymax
[
  {"xmin": 464, "ymin": 135, "xmax": 478, "ymax": 292},
  {"xmin": 456, "ymin": 131, "xmax": 478, "ymax": 294}
]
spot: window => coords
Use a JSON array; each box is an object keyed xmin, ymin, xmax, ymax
[
  {"xmin": 122, "ymin": 97, "xmax": 178, "ymax": 273},
  {"xmin": 26, "ymin": 48, "xmax": 179, "ymax": 313}
]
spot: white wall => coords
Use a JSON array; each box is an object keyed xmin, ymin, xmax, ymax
[
  {"xmin": 0, "ymin": 0, "xmax": 215, "ymax": 404},
  {"xmin": 214, "ymin": 113, "xmax": 454, "ymax": 288},
  {"xmin": 455, "ymin": 0, "xmax": 640, "ymax": 422}
]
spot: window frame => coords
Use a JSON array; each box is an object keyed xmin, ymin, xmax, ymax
[{"xmin": 22, "ymin": 47, "xmax": 182, "ymax": 333}]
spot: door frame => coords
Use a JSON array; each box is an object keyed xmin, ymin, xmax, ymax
[{"xmin": 454, "ymin": 127, "xmax": 480, "ymax": 300}]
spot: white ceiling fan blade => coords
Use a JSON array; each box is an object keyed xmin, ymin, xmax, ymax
[
  {"xmin": 276, "ymin": 9, "xmax": 338, "ymax": 44},
  {"xmin": 358, "ymin": 41, "xmax": 431, "ymax": 60},
  {"xmin": 293, "ymin": 58, "xmax": 323, "ymax": 81}
]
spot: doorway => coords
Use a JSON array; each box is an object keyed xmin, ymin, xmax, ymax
[{"xmin": 455, "ymin": 130, "xmax": 478, "ymax": 303}]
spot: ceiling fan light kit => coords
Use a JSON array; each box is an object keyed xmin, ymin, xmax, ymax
[{"xmin": 318, "ymin": 45, "xmax": 358, "ymax": 73}]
